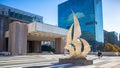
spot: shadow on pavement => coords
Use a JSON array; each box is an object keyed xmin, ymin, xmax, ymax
[
  {"xmin": 24, "ymin": 62, "xmax": 92, "ymax": 68},
  {"xmin": 24, "ymin": 63, "xmax": 74, "ymax": 68}
]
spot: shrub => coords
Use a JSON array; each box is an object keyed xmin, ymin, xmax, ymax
[{"xmin": 41, "ymin": 45, "xmax": 55, "ymax": 53}]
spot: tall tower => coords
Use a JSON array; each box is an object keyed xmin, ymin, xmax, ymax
[{"xmin": 58, "ymin": 0, "xmax": 104, "ymax": 51}]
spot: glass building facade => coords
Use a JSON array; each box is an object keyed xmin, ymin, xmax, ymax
[{"xmin": 58, "ymin": 0, "xmax": 104, "ymax": 51}]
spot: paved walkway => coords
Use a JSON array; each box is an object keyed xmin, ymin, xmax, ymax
[{"xmin": 0, "ymin": 54, "xmax": 120, "ymax": 68}]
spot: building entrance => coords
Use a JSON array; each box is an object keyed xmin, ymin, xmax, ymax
[
  {"xmin": 27, "ymin": 41, "xmax": 34, "ymax": 53},
  {"xmin": 41, "ymin": 41, "xmax": 55, "ymax": 53},
  {"xmin": 27, "ymin": 41, "xmax": 41, "ymax": 53}
]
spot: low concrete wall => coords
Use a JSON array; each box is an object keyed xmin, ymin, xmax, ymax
[{"xmin": 88, "ymin": 52, "xmax": 120, "ymax": 56}]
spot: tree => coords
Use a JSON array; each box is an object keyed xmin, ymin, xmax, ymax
[{"xmin": 104, "ymin": 43, "xmax": 120, "ymax": 52}]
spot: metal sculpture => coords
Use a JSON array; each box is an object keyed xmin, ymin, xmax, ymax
[{"xmin": 64, "ymin": 12, "xmax": 91, "ymax": 58}]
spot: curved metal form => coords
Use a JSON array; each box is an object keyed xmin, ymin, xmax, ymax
[
  {"xmin": 72, "ymin": 39, "xmax": 82, "ymax": 58},
  {"xmin": 64, "ymin": 11, "xmax": 91, "ymax": 58},
  {"xmin": 64, "ymin": 44, "xmax": 75, "ymax": 58},
  {"xmin": 80, "ymin": 38, "xmax": 91, "ymax": 57},
  {"xmin": 64, "ymin": 24, "xmax": 75, "ymax": 58}
]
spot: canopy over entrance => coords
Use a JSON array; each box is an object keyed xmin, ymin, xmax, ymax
[
  {"xmin": 5, "ymin": 22, "xmax": 68, "ymax": 55},
  {"xmin": 28, "ymin": 22, "xmax": 68, "ymax": 41}
]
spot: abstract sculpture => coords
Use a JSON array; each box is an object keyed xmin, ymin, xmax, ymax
[
  {"xmin": 59, "ymin": 12, "xmax": 93, "ymax": 65},
  {"xmin": 64, "ymin": 12, "xmax": 90, "ymax": 58}
]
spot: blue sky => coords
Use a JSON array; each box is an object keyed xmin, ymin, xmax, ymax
[
  {"xmin": 0, "ymin": 0, "xmax": 120, "ymax": 33},
  {"xmin": 102, "ymin": 0, "xmax": 120, "ymax": 33}
]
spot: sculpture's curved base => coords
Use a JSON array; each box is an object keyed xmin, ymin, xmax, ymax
[{"xmin": 59, "ymin": 58, "xmax": 93, "ymax": 65}]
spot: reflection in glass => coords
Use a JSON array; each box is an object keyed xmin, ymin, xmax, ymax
[{"xmin": 58, "ymin": 0, "xmax": 104, "ymax": 51}]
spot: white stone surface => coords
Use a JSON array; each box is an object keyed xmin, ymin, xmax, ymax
[{"xmin": 0, "ymin": 54, "xmax": 120, "ymax": 68}]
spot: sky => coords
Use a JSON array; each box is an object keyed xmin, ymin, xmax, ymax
[{"xmin": 0, "ymin": 0, "xmax": 120, "ymax": 33}]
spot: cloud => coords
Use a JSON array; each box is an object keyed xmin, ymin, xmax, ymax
[
  {"xmin": 76, "ymin": 12, "xmax": 85, "ymax": 19},
  {"xmin": 67, "ymin": 12, "xmax": 85, "ymax": 22}
]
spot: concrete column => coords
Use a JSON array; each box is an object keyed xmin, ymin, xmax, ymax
[
  {"xmin": 34, "ymin": 41, "xmax": 41, "ymax": 53},
  {"xmin": 55, "ymin": 38, "xmax": 61, "ymax": 54},
  {"xmin": 8, "ymin": 21, "xmax": 28, "ymax": 55},
  {"xmin": 60, "ymin": 38, "xmax": 66, "ymax": 54},
  {"xmin": 55, "ymin": 38, "xmax": 66, "ymax": 54}
]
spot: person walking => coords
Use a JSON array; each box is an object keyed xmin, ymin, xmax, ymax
[{"xmin": 98, "ymin": 50, "xmax": 102, "ymax": 59}]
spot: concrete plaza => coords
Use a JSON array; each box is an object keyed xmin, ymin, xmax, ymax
[{"xmin": 0, "ymin": 54, "xmax": 120, "ymax": 68}]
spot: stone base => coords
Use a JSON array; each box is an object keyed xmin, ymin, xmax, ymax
[{"xmin": 59, "ymin": 58, "xmax": 93, "ymax": 65}]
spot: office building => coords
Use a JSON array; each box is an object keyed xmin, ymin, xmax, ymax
[
  {"xmin": 0, "ymin": 4, "xmax": 68, "ymax": 55},
  {"xmin": 104, "ymin": 30, "xmax": 118, "ymax": 45},
  {"xmin": 58, "ymin": 0, "xmax": 104, "ymax": 51}
]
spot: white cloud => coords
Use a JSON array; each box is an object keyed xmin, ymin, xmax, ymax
[{"xmin": 67, "ymin": 12, "xmax": 85, "ymax": 22}]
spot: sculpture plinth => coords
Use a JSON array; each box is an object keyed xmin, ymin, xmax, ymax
[
  {"xmin": 59, "ymin": 11, "xmax": 93, "ymax": 65},
  {"xmin": 59, "ymin": 58, "xmax": 93, "ymax": 65}
]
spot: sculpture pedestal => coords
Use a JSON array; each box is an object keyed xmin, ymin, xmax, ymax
[{"xmin": 59, "ymin": 58, "xmax": 93, "ymax": 65}]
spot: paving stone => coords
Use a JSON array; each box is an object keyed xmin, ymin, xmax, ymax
[{"xmin": 0, "ymin": 55, "xmax": 120, "ymax": 68}]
